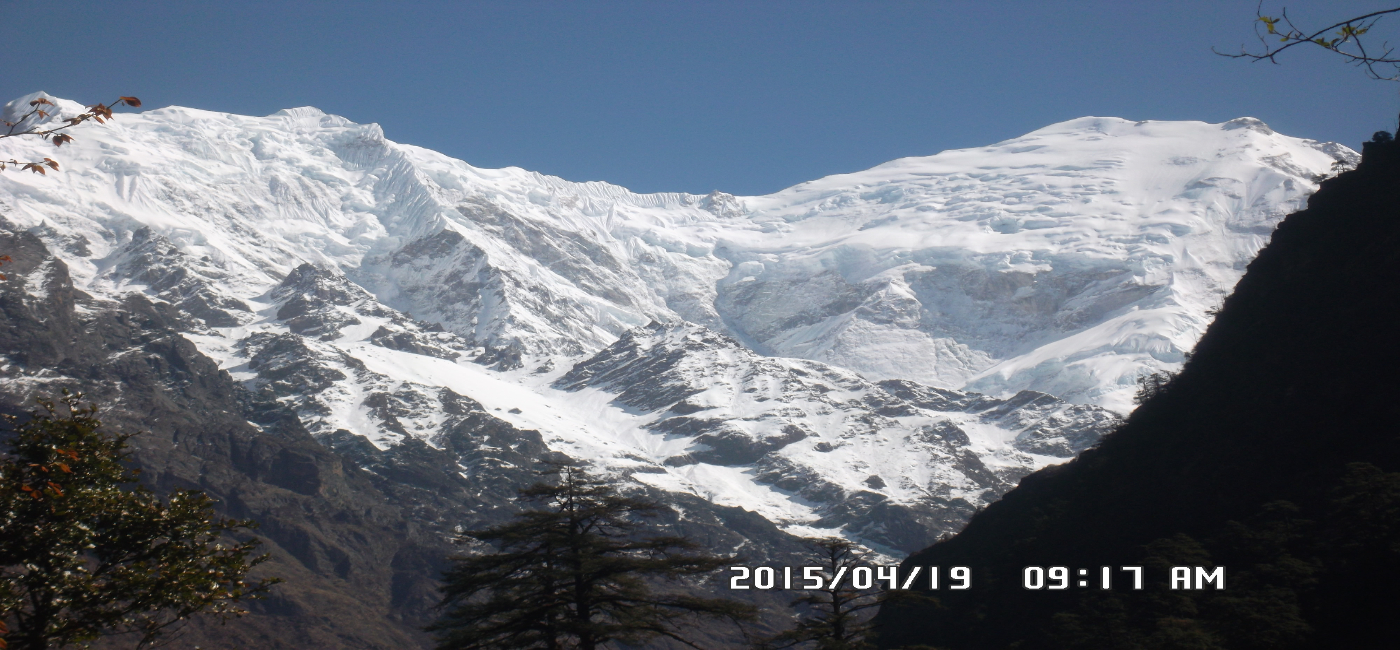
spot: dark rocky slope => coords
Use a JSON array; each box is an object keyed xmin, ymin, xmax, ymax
[
  {"xmin": 874, "ymin": 139, "xmax": 1400, "ymax": 649},
  {"xmin": 0, "ymin": 226, "xmax": 803, "ymax": 648},
  {"xmin": 554, "ymin": 321, "xmax": 1120, "ymax": 554},
  {"xmin": 0, "ymin": 224, "xmax": 542, "ymax": 647}
]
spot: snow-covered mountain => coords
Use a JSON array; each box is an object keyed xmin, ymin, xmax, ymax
[
  {"xmin": 550, "ymin": 321, "xmax": 1118, "ymax": 552},
  {"xmin": 0, "ymin": 92, "xmax": 1354, "ymax": 551}
]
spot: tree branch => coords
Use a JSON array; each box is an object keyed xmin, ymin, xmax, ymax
[
  {"xmin": 0, "ymin": 96, "xmax": 141, "ymax": 174},
  {"xmin": 1215, "ymin": 2, "xmax": 1400, "ymax": 81}
]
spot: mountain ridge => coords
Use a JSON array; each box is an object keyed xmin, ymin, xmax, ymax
[
  {"xmin": 0, "ymin": 94, "xmax": 1363, "ymax": 641},
  {"xmin": 1, "ymin": 92, "xmax": 1353, "ymax": 410}
]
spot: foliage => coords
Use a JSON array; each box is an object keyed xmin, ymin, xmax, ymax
[
  {"xmin": 1132, "ymin": 370, "xmax": 1178, "ymax": 406},
  {"xmin": 0, "ymin": 392, "xmax": 277, "ymax": 650},
  {"xmin": 1044, "ymin": 463, "xmax": 1400, "ymax": 649},
  {"xmin": 0, "ymin": 95, "xmax": 140, "ymax": 174},
  {"xmin": 429, "ymin": 462, "xmax": 755, "ymax": 650},
  {"xmin": 754, "ymin": 538, "xmax": 878, "ymax": 650},
  {"xmin": 1217, "ymin": 4, "xmax": 1400, "ymax": 81}
]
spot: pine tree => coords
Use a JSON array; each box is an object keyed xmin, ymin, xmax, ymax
[
  {"xmin": 0, "ymin": 392, "xmax": 277, "ymax": 650},
  {"xmin": 756, "ymin": 538, "xmax": 878, "ymax": 650},
  {"xmin": 429, "ymin": 462, "xmax": 755, "ymax": 650}
]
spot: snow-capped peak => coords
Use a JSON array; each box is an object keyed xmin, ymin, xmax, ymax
[{"xmin": 0, "ymin": 95, "xmax": 1354, "ymax": 549}]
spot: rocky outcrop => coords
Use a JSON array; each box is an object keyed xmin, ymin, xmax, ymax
[
  {"xmin": 0, "ymin": 230, "xmax": 806, "ymax": 648},
  {"xmin": 554, "ymin": 322, "xmax": 1122, "ymax": 553},
  {"xmin": 106, "ymin": 227, "xmax": 254, "ymax": 328}
]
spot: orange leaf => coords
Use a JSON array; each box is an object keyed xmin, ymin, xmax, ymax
[
  {"xmin": 52, "ymin": 134, "xmax": 73, "ymax": 147},
  {"xmin": 57, "ymin": 463, "xmax": 71, "ymax": 473},
  {"xmin": 29, "ymin": 98, "xmax": 52, "ymax": 106},
  {"xmin": 44, "ymin": 158, "xmax": 58, "ymax": 170},
  {"xmin": 119, "ymin": 96, "xmax": 142, "ymax": 108}
]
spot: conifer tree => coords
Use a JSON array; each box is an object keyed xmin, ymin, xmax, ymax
[
  {"xmin": 429, "ymin": 462, "xmax": 755, "ymax": 650},
  {"xmin": 0, "ymin": 392, "xmax": 276, "ymax": 650},
  {"xmin": 755, "ymin": 538, "xmax": 878, "ymax": 650}
]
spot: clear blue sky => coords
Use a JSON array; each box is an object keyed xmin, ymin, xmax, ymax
[{"xmin": 4, "ymin": 1, "xmax": 1397, "ymax": 196}]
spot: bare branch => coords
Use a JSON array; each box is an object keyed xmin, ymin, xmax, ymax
[{"xmin": 1215, "ymin": 3, "xmax": 1400, "ymax": 81}]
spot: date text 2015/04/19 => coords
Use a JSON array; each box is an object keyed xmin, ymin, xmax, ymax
[
  {"xmin": 728, "ymin": 566, "xmax": 969, "ymax": 591},
  {"xmin": 727, "ymin": 566, "xmax": 1226, "ymax": 591}
]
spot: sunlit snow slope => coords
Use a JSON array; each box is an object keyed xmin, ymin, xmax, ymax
[
  {"xmin": 0, "ymin": 92, "xmax": 1354, "ymax": 549},
  {"xmin": 1, "ymin": 94, "xmax": 1351, "ymax": 413}
]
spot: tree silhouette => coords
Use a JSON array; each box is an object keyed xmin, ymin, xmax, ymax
[
  {"xmin": 429, "ymin": 462, "xmax": 755, "ymax": 650},
  {"xmin": 755, "ymin": 538, "xmax": 878, "ymax": 650},
  {"xmin": 0, "ymin": 392, "xmax": 277, "ymax": 650}
]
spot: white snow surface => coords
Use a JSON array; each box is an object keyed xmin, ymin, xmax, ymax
[
  {"xmin": 0, "ymin": 94, "xmax": 1351, "ymax": 414},
  {"xmin": 0, "ymin": 92, "xmax": 1354, "ymax": 546}
]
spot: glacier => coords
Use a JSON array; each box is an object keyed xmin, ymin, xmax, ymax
[{"xmin": 0, "ymin": 91, "xmax": 1355, "ymax": 549}]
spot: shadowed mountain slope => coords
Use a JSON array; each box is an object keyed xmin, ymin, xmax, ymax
[
  {"xmin": 874, "ymin": 139, "xmax": 1400, "ymax": 649},
  {"xmin": 0, "ymin": 226, "xmax": 802, "ymax": 648}
]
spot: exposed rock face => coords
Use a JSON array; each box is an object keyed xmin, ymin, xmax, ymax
[
  {"xmin": 93, "ymin": 243, "xmax": 1108, "ymax": 558},
  {"xmin": 351, "ymin": 217, "xmax": 660, "ymax": 362},
  {"xmin": 106, "ymin": 227, "xmax": 255, "ymax": 327},
  {"xmin": 875, "ymin": 141, "xmax": 1400, "ymax": 649},
  {"xmin": 0, "ymin": 226, "xmax": 543, "ymax": 647},
  {"xmin": 554, "ymin": 322, "xmax": 1121, "ymax": 553},
  {"xmin": 0, "ymin": 229, "xmax": 806, "ymax": 649},
  {"xmin": 879, "ymin": 380, "xmax": 1110, "ymax": 457}
]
